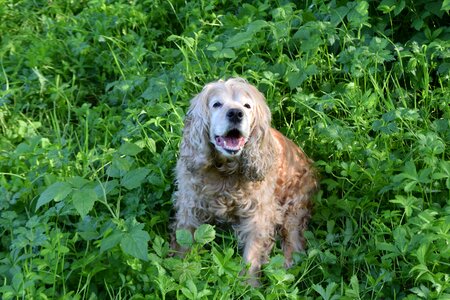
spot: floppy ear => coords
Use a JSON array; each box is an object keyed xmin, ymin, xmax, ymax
[
  {"xmin": 240, "ymin": 84, "xmax": 277, "ymax": 181},
  {"xmin": 179, "ymin": 86, "xmax": 212, "ymax": 173}
]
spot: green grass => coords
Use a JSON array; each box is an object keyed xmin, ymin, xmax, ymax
[{"xmin": 1, "ymin": 0, "xmax": 449, "ymax": 299}]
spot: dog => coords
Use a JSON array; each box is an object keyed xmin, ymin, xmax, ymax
[{"xmin": 171, "ymin": 77, "xmax": 318, "ymax": 285}]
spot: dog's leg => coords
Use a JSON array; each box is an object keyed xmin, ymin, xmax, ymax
[
  {"xmin": 170, "ymin": 226, "xmax": 194, "ymax": 257},
  {"xmin": 280, "ymin": 201, "xmax": 311, "ymax": 268},
  {"xmin": 239, "ymin": 215, "xmax": 276, "ymax": 286},
  {"xmin": 170, "ymin": 190, "xmax": 205, "ymax": 256}
]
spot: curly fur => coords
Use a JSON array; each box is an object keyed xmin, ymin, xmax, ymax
[{"xmin": 171, "ymin": 78, "xmax": 318, "ymax": 286}]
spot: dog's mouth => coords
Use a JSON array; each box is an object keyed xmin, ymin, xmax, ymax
[{"xmin": 214, "ymin": 129, "xmax": 247, "ymax": 155}]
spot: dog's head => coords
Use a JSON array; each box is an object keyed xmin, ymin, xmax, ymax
[
  {"xmin": 208, "ymin": 79, "xmax": 256, "ymax": 157},
  {"xmin": 180, "ymin": 77, "xmax": 276, "ymax": 180}
]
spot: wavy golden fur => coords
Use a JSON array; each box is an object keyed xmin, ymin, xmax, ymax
[{"xmin": 171, "ymin": 78, "xmax": 318, "ymax": 285}]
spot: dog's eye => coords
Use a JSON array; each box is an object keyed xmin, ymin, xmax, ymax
[
  {"xmin": 244, "ymin": 103, "xmax": 251, "ymax": 109},
  {"xmin": 212, "ymin": 102, "xmax": 222, "ymax": 108}
]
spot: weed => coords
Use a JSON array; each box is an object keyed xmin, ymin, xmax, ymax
[{"xmin": 0, "ymin": 0, "xmax": 449, "ymax": 299}]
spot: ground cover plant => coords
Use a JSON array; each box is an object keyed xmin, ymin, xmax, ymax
[{"xmin": 0, "ymin": 0, "xmax": 449, "ymax": 298}]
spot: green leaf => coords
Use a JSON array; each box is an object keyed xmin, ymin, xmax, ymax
[
  {"xmin": 146, "ymin": 138, "xmax": 156, "ymax": 153},
  {"xmin": 176, "ymin": 229, "xmax": 193, "ymax": 248},
  {"xmin": 346, "ymin": 275, "xmax": 360, "ymax": 298},
  {"xmin": 329, "ymin": 5, "xmax": 349, "ymax": 26},
  {"xmin": 0, "ymin": 286, "xmax": 14, "ymax": 298},
  {"xmin": 246, "ymin": 20, "xmax": 267, "ymax": 33},
  {"xmin": 313, "ymin": 282, "xmax": 339, "ymax": 300},
  {"xmin": 207, "ymin": 42, "xmax": 223, "ymax": 51},
  {"xmin": 394, "ymin": 161, "xmax": 418, "ymax": 182},
  {"xmin": 393, "ymin": 0, "xmax": 405, "ymax": 15},
  {"xmin": 146, "ymin": 103, "xmax": 171, "ymax": 117},
  {"xmin": 440, "ymin": 161, "xmax": 450, "ymax": 189},
  {"xmin": 225, "ymin": 20, "xmax": 267, "ymax": 49},
  {"xmin": 442, "ymin": 0, "xmax": 450, "ymax": 11},
  {"xmin": 376, "ymin": 242, "xmax": 400, "ymax": 257},
  {"xmin": 404, "ymin": 180, "xmax": 418, "ymax": 192},
  {"xmin": 411, "ymin": 285, "xmax": 431, "ymax": 299},
  {"xmin": 412, "ymin": 18, "xmax": 424, "ymax": 30},
  {"xmin": 287, "ymin": 71, "xmax": 307, "ymax": 89},
  {"xmin": 410, "ymin": 264, "xmax": 430, "ymax": 281},
  {"xmin": 36, "ymin": 182, "xmax": 72, "ymax": 211},
  {"xmin": 222, "ymin": 48, "xmax": 236, "ymax": 59},
  {"xmin": 390, "ymin": 195, "xmax": 420, "ymax": 217},
  {"xmin": 343, "ymin": 218, "xmax": 353, "ymax": 245},
  {"xmin": 120, "ymin": 227, "xmax": 150, "ymax": 261},
  {"xmin": 415, "ymin": 244, "xmax": 429, "ymax": 266},
  {"xmin": 72, "ymin": 187, "xmax": 97, "ymax": 218},
  {"xmin": 152, "ymin": 235, "xmax": 168, "ymax": 258},
  {"xmin": 100, "ymin": 230, "xmax": 124, "ymax": 253},
  {"xmin": 141, "ymin": 79, "xmax": 168, "ymax": 101},
  {"xmin": 107, "ymin": 156, "xmax": 132, "ymax": 177},
  {"xmin": 94, "ymin": 180, "xmax": 119, "ymax": 198},
  {"xmin": 198, "ymin": 289, "xmax": 213, "ymax": 298},
  {"xmin": 312, "ymin": 284, "xmax": 327, "ymax": 299},
  {"xmin": 225, "ymin": 31, "xmax": 253, "ymax": 48},
  {"xmin": 121, "ymin": 167, "xmax": 150, "ymax": 190},
  {"xmin": 119, "ymin": 142, "xmax": 143, "ymax": 156},
  {"xmin": 12, "ymin": 272, "xmax": 24, "ymax": 293},
  {"xmin": 393, "ymin": 227, "xmax": 408, "ymax": 254},
  {"xmin": 194, "ymin": 224, "xmax": 216, "ymax": 245},
  {"xmin": 181, "ymin": 280, "xmax": 197, "ymax": 299},
  {"xmin": 322, "ymin": 250, "xmax": 337, "ymax": 264},
  {"xmin": 67, "ymin": 176, "xmax": 90, "ymax": 189},
  {"xmin": 347, "ymin": 1, "xmax": 369, "ymax": 27},
  {"xmin": 377, "ymin": 0, "xmax": 397, "ymax": 13}
]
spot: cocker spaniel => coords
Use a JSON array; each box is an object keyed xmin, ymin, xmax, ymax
[{"xmin": 171, "ymin": 77, "xmax": 318, "ymax": 285}]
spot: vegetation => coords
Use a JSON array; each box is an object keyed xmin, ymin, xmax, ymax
[{"xmin": 1, "ymin": 0, "xmax": 449, "ymax": 298}]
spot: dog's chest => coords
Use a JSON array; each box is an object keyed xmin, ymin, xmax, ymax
[{"xmin": 195, "ymin": 174, "xmax": 256, "ymax": 222}]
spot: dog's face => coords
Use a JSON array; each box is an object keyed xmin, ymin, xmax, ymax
[
  {"xmin": 182, "ymin": 78, "xmax": 273, "ymax": 177},
  {"xmin": 180, "ymin": 78, "xmax": 273, "ymax": 176},
  {"xmin": 208, "ymin": 87, "xmax": 254, "ymax": 157}
]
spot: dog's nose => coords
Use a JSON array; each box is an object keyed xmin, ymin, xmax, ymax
[{"xmin": 227, "ymin": 108, "xmax": 244, "ymax": 123}]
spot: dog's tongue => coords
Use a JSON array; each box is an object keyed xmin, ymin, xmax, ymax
[{"xmin": 215, "ymin": 136, "xmax": 246, "ymax": 150}]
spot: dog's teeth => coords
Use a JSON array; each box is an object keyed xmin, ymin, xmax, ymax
[{"xmin": 223, "ymin": 136, "xmax": 245, "ymax": 150}]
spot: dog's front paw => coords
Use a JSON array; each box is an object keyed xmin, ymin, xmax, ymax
[
  {"xmin": 284, "ymin": 258, "xmax": 294, "ymax": 269},
  {"xmin": 240, "ymin": 266, "xmax": 262, "ymax": 287}
]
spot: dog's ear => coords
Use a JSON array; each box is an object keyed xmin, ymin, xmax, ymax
[
  {"xmin": 240, "ymin": 85, "xmax": 277, "ymax": 181},
  {"xmin": 180, "ymin": 85, "xmax": 212, "ymax": 172}
]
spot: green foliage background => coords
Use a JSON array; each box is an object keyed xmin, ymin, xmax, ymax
[{"xmin": 0, "ymin": 0, "xmax": 449, "ymax": 299}]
